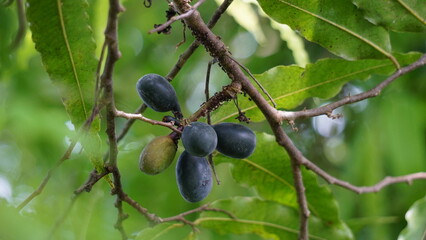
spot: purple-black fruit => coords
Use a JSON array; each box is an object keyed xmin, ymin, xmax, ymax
[
  {"xmin": 139, "ymin": 135, "xmax": 177, "ymax": 175},
  {"xmin": 181, "ymin": 122, "xmax": 217, "ymax": 157},
  {"xmin": 176, "ymin": 150, "xmax": 212, "ymax": 203},
  {"xmin": 213, "ymin": 123, "xmax": 256, "ymax": 159},
  {"xmin": 136, "ymin": 74, "xmax": 181, "ymax": 114}
]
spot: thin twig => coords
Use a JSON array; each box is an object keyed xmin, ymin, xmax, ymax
[
  {"xmin": 301, "ymin": 159, "xmax": 426, "ymax": 194},
  {"xmin": 94, "ymin": 41, "xmax": 108, "ymax": 104},
  {"xmin": 275, "ymin": 127, "xmax": 310, "ymax": 240},
  {"xmin": 279, "ymin": 53, "xmax": 426, "ymax": 122},
  {"xmin": 228, "ymin": 56, "xmax": 277, "ymax": 108},
  {"xmin": 17, "ymin": 104, "xmax": 103, "ymax": 211},
  {"xmin": 114, "ymin": 198, "xmax": 129, "ymax": 240},
  {"xmin": 114, "ymin": 109, "xmax": 182, "ymax": 134},
  {"xmin": 205, "ymin": 59, "xmax": 220, "ymax": 185},
  {"xmin": 10, "ymin": 0, "xmax": 26, "ymax": 50},
  {"xmin": 116, "ymin": 104, "xmax": 147, "ymax": 142},
  {"xmin": 149, "ymin": 0, "xmax": 206, "ymax": 34},
  {"xmin": 74, "ymin": 169, "xmax": 111, "ymax": 194},
  {"xmin": 166, "ymin": 0, "xmax": 234, "ymax": 81}
]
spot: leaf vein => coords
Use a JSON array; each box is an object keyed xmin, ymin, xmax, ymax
[
  {"xmin": 276, "ymin": 0, "xmax": 399, "ymax": 67},
  {"xmin": 56, "ymin": 0, "xmax": 88, "ymax": 119}
]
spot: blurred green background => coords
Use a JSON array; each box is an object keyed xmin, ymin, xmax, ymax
[{"xmin": 0, "ymin": 0, "xmax": 425, "ymax": 239}]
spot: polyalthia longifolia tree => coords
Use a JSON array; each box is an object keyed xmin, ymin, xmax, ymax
[{"xmin": 11, "ymin": 0, "xmax": 426, "ymax": 239}]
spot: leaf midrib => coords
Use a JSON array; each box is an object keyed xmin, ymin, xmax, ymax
[
  {"xmin": 214, "ymin": 62, "xmax": 392, "ymax": 123},
  {"xmin": 241, "ymin": 158, "xmax": 320, "ymax": 217},
  {"xmin": 276, "ymin": 0, "xmax": 399, "ymax": 67},
  {"xmin": 396, "ymin": 0, "xmax": 426, "ymax": 25},
  {"xmin": 196, "ymin": 217, "xmax": 327, "ymax": 240},
  {"xmin": 56, "ymin": 0, "xmax": 88, "ymax": 120}
]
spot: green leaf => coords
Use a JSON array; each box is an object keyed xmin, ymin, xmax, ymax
[
  {"xmin": 212, "ymin": 52, "xmax": 422, "ymax": 123},
  {"xmin": 27, "ymin": 0, "xmax": 111, "ymax": 183},
  {"xmin": 215, "ymin": 133, "xmax": 343, "ymax": 225},
  {"xmin": 27, "ymin": 0, "xmax": 97, "ymax": 128},
  {"xmin": 198, "ymin": 197, "xmax": 353, "ymax": 240},
  {"xmin": 398, "ymin": 195, "xmax": 426, "ymax": 240},
  {"xmin": 352, "ymin": 0, "xmax": 426, "ymax": 32},
  {"xmin": 256, "ymin": 0, "xmax": 398, "ymax": 65}
]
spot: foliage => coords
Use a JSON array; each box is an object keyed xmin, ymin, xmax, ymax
[{"xmin": 0, "ymin": 0, "xmax": 425, "ymax": 239}]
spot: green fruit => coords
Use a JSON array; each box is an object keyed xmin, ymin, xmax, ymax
[{"xmin": 139, "ymin": 135, "xmax": 177, "ymax": 175}]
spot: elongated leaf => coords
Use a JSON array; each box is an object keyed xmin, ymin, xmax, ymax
[
  {"xmin": 198, "ymin": 197, "xmax": 353, "ymax": 240},
  {"xmin": 398, "ymin": 195, "xmax": 426, "ymax": 240},
  {"xmin": 353, "ymin": 0, "xmax": 426, "ymax": 32},
  {"xmin": 256, "ymin": 0, "xmax": 397, "ymax": 65},
  {"xmin": 215, "ymin": 133, "xmax": 342, "ymax": 225},
  {"xmin": 27, "ymin": 0, "xmax": 110, "ymax": 183},
  {"xmin": 27, "ymin": 0, "xmax": 97, "ymax": 128},
  {"xmin": 212, "ymin": 53, "xmax": 422, "ymax": 123}
]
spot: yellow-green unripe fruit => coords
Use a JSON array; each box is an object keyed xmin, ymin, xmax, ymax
[{"xmin": 139, "ymin": 136, "xmax": 177, "ymax": 175}]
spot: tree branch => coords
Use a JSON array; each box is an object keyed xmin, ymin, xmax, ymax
[
  {"xmin": 114, "ymin": 109, "xmax": 182, "ymax": 134},
  {"xmin": 172, "ymin": 1, "xmax": 309, "ymax": 238},
  {"xmin": 279, "ymin": 53, "xmax": 426, "ymax": 121},
  {"xmin": 149, "ymin": 0, "xmax": 206, "ymax": 34},
  {"xmin": 301, "ymin": 159, "xmax": 426, "ymax": 194},
  {"xmin": 116, "ymin": 104, "xmax": 147, "ymax": 142}
]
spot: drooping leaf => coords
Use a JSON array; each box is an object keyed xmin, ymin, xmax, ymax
[
  {"xmin": 398, "ymin": 195, "xmax": 426, "ymax": 240},
  {"xmin": 198, "ymin": 197, "xmax": 353, "ymax": 240},
  {"xmin": 215, "ymin": 133, "xmax": 344, "ymax": 225},
  {"xmin": 212, "ymin": 52, "xmax": 422, "ymax": 123},
  {"xmin": 352, "ymin": 0, "xmax": 426, "ymax": 32},
  {"xmin": 256, "ymin": 0, "xmax": 398, "ymax": 65},
  {"xmin": 27, "ymin": 0, "xmax": 110, "ymax": 183},
  {"xmin": 27, "ymin": 0, "xmax": 97, "ymax": 128}
]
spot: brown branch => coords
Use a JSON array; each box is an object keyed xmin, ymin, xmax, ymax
[
  {"xmin": 274, "ymin": 128, "xmax": 310, "ymax": 239},
  {"xmin": 301, "ymin": 159, "xmax": 426, "ymax": 194},
  {"xmin": 109, "ymin": 168, "xmax": 161, "ymax": 223},
  {"xmin": 114, "ymin": 109, "xmax": 182, "ymax": 134},
  {"xmin": 290, "ymin": 160, "xmax": 310, "ymax": 239},
  {"xmin": 149, "ymin": 0, "xmax": 206, "ymax": 34},
  {"xmin": 170, "ymin": 1, "xmax": 308, "ymax": 238},
  {"xmin": 279, "ymin": 53, "xmax": 426, "ymax": 121},
  {"xmin": 74, "ymin": 169, "xmax": 110, "ymax": 194},
  {"xmin": 166, "ymin": 0, "xmax": 234, "ymax": 81},
  {"xmin": 117, "ymin": 104, "xmax": 147, "ymax": 142}
]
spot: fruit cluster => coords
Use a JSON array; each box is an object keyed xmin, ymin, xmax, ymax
[{"xmin": 136, "ymin": 74, "xmax": 256, "ymax": 202}]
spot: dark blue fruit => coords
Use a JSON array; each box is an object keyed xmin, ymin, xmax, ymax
[
  {"xmin": 213, "ymin": 123, "xmax": 256, "ymax": 159},
  {"xmin": 136, "ymin": 73, "xmax": 181, "ymax": 113},
  {"xmin": 176, "ymin": 150, "xmax": 212, "ymax": 203},
  {"xmin": 181, "ymin": 122, "xmax": 217, "ymax": 157}
]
